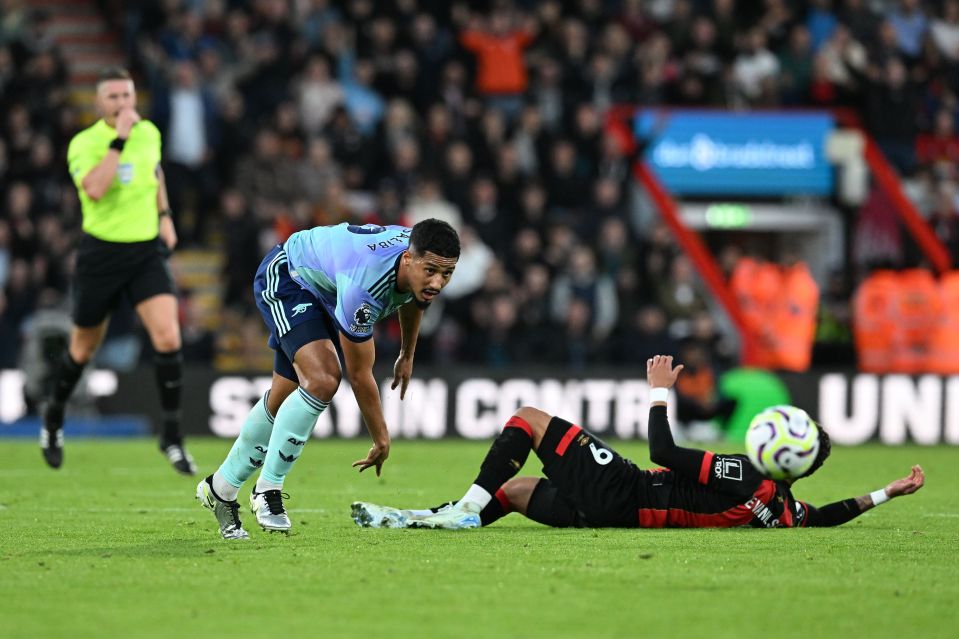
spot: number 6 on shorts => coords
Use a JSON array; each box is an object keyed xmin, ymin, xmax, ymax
[{"xmin": 589, "ymin": 443, "xmax": 613, "ymax": 465}]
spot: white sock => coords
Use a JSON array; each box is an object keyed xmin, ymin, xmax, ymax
[
  {"xmin": 212, "ymin": 471, "xmax": 240, "ymax": 502},
  {"xmin": 460, "ymin": 484, "xmax": 492, "ymax": 509},
  {"xmin": 255, "ymin": 477, "xmax": 283, "ymax": 493}
]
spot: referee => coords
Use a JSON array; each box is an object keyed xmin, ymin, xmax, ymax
[{"xmin": 41, "ymin": 67, "xmax": 195, "ymax": 475}]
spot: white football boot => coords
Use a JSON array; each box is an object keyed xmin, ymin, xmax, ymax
[
  {"xmin": 250, "ymin": 489, "xmax": 292, "ymax": 532},
  {"xmin": 408, "ymin": 501, "xmax": 482, "ymax": 530},
  {"xmin": 351, "ymin": 502, "xmax": 415, "ymax": 528},
  {"xmin": 196, "ymin": 478, "xmax": 249, "ymax": 540}
]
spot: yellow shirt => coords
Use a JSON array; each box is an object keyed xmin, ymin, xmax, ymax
[{"xmin": 67, "ymin": 119, "xmax": 162, "ymax": 242}]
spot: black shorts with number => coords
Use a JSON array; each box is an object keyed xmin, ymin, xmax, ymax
[
  {"xmin": 531, "ymin": 417, "xmax": 643, "ymax": 528},
  {"xmin": 72, "ymin": 233, "xmax": 175, "ymax": 327}
]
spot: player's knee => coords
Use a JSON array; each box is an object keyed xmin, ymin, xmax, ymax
[
  {"xmin": 70, "ymin": 344, "xmax": 97, "ymax": 365},
  {"xmin": 501, "ymin": 477, "xmax": 538, "ymax": 514},
  {"xmin": 151, "ymin": 326, "xmax": 181, "ymax": 352},
  {"xmin": 300, "ymin": 370, "xmax": 340, "ymax": 402},
  {"xmin": 514, "ymin": 406, "xmax": 550, "ymax": 437}
]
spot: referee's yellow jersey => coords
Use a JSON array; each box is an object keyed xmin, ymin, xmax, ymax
[{"xmin": 67, "ymin": 119, "xmax": 162, "ymax": 243}]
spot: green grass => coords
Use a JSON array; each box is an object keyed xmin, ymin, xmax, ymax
[{"xmin": 1, "ymin": 438, "xmax": 957, "ymax": 638}]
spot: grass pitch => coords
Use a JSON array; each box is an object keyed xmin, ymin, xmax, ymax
[{"xmin": 1, "ymin": 438, "xmax": 957, "ymax": 638}]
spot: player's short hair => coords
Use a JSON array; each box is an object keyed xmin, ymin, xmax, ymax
[
  {"xmin": 96, "ymin": 66, "xmax": 132, "ymax": 87},
  {"xmin": 409, "ymin": 218, "xmax": 460, "ymax": 259},
  {"xmin": 800, "ymin": 425, "xmax": 832, "ymax": 479}
]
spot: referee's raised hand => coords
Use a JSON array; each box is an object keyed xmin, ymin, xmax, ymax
[{"xmin": 115, "ymin": 107, "xmax": 141, "ymax": 139}]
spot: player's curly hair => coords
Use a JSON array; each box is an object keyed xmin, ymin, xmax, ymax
[
  {"xmin": 410, "ymin": 218, "xmax": 460, "ymax": 259},
  {"xmin": 800, "ymin": 424, "xmax": 832, "ymax": 478}
]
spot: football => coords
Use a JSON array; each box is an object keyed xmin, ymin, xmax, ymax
[{"xmin": 744, "ymin": 405, "xmax": 821, "ymax": 480}]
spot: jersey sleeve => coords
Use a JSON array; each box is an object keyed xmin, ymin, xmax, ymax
[
  {"xmin": 698, "ymin": 453, "xmax": 768, "ymax": 497},
  {"xmin": 799, "ymin": 498, "xmax": 863, "ymax": 527},
  {"xmin": 333, "ymin": 275, "xmax": 383, "ymax": 342},
  {"xmin": 67, "ymin": 133, "xmax": 100, "ymax": 190}
]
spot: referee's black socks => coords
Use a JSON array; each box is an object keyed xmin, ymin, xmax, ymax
[
  {"xmin": 154, "ymin": 349, "xmax": 184, "ymax": 445},
  {"xmin": 48, "ymin": 351, "xmax": 86, "ymax": 421},
  {"xmin": 473, "ymin": 415, "xmax": 534, "ymax": 496}
]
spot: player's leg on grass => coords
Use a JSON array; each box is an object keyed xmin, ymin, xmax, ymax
[
  {"xmin": 405, "ymin": 406, "xmax": 551, "ymax": 529},
  {"xmin": 41, "ymin": 320, "xmax": 109, "ymax": 468},
  {"xmin": 211, "ymin": 370, "xmax": 296, "ymax": 498},
  {"xmin": 198, "ymin": 371, "xmax": 297, "ymax": 540},
  {"xmin": 248, "ymin": 338, "xmax": 339, "ymax": 531},
  {"xmin": 137, "ymin": 292, "xmax": 195, "ymax": 475}
]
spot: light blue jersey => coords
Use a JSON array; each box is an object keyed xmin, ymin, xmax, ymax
[{"xmin": 283, "ymin": 223, "xmax": 414, "ymax": 342}]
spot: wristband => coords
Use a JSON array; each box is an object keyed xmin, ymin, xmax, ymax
[
  {"xmin": 869, "ymin": 489, "xmax": 889, "ymax": 506},
  {"xmin": 649, "ymin": 387, "xmax": 669, "ymax": 404},
  {"xmin": 159, "ymin": 208, "xmax": 172, "ymax": 218},
  {"xmin": 109, "ymin": 137, "xmax": 126, "ymax": 151}
]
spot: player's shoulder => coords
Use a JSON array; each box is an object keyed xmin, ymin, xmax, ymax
[
  {"xmin": 706, "ymin": 453, "xmax": 754, "ymax": 480},
  {"xmin": 704, "ymin": 452, "xmax": 769, "ymax": 492}
]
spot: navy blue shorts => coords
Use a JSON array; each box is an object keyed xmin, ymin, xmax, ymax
[{"xmin": 253, "ymin": 245, "xmax": 341, "ymax": 382}]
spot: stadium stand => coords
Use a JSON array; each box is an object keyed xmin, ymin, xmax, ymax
[{"xmin": 3, "ymin": 0, "xmax": 959, "ymax": 376}]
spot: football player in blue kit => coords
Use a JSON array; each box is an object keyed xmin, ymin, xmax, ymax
[{"xmin": 198, "ymin": 219, "xmax": 459, "ymax": 539}]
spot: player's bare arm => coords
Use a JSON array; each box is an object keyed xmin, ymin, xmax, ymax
[
  {"xmin": 341, "ymin": 337, "xmax": 391, "ymax": 475},
  {"xmin": 156, "ymin": 165, "xmax": 176, "ymax": 250},
  {"xmin": 392, "ymin": 302, "xmax": 422, "ymax": 399},
  {"xmin": 860, "ymin": 465, "xmax": 925, "ymax": 509}
]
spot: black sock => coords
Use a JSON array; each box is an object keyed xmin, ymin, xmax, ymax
[
  {"xmin": 49, "ymin": 351, "xmax": 86, "ymax": 416},
  {"xmin": 472, "ymin": 415, "xmax": 534, "ymax": 495},
  {"xmin": 478, "ymin": 488, "xmax": 511, "ymax": 527},
  {"xmin": 154, "ymin": 349, "xmax": 183, "ymax": 444}
]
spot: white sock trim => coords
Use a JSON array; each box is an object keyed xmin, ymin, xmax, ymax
[
  {"xmin": 461, "ymin": 484, "xmax": 493, "ymax": 509},
  {"xmin": 212, "ymin": 471, "xmax": 240, "ymax": 502},
  {"xmin": 256, "ymin": 478, "xmax": 284, "ymax": 493}
]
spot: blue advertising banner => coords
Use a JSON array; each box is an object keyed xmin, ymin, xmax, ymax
[{"xmin": 635, "ymin": 110, "xmax": 835, "ymax": 196}]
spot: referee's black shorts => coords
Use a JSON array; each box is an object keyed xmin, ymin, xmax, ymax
[{"xmin": 72, "ymin": 233, "xmax": 176, "ymax": 327}]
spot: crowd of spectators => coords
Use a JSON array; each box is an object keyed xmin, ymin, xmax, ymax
[{"xmin": 4, "ymin": 0, "xmax": 959, "ymax": 377}]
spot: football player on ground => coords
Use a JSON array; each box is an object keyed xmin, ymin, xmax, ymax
[
  {"xmin": 353, "ymin": 355, "xmax": 924, "ymax": 530},
  {"xmin": 198, "ymin": 220, "xmax": 459, "ymax": 539}
]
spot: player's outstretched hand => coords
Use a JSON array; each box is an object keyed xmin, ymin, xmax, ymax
[
  {"xmin": 885, "ymin": 465, "xmax": 925, "ymax": 498},
  {"xmin": 391, "ymin": 355, "xmax": 413, "ymax": 400},
  {"xmin": 352, "ymin": 439, "xmax": 390, "ymax": 477},
  {"xmin": 647, "ymin": 354, "xmax": 684, "ymax": 389}
]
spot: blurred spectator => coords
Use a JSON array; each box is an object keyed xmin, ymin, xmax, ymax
[
  {"xmin": 296, "ymin": 54, "xmax": 343, "ymax": 137},
  {"xmin": 153, "ymin": 60, "xmax": 220, "ymax": 244},
  {"xmin": 930, "ymin": 182, "xmax": 959, "ymax": 260},
  {"xmin": 551, "ymin": 245, "xmax": 618, "ymax": 343},
  {"xmin": 220, "ymin": 189, "xmax": 260, "ymax": 313},
  {"xmin": 778, "ymin": 25, "xmax": 814, "ymax": 104},
  {"xmin": 931, "ymin": 0, "xmax": 959, "ymax": 61},
  {"xmin": 916, "ymin": 109, "xmax": 959, "ymax": 169},
  {"xmin": 888, "ymin": 0, "xmax": 929, "ymax": 61},
  {"xmin": 733, "ymin": 29, "xmax": 780, "ymax": 105},
  {"xmin": 654, "ymin": 254, "xmax": 709, "ymax": 337},
  {"xmin": 806, "ymin": 0, "xmax": 839, "ymax": 51},
  {"xmin": 614, "ymin": 305, "xmax": 679, "ymax": 366},
  {"xmin": 864, "ymin": 57, "xmax": 919, "ymax": 174},
  {"xmin": 459, "ymin": 9, "xmax": 535, "ymax": 119}
]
